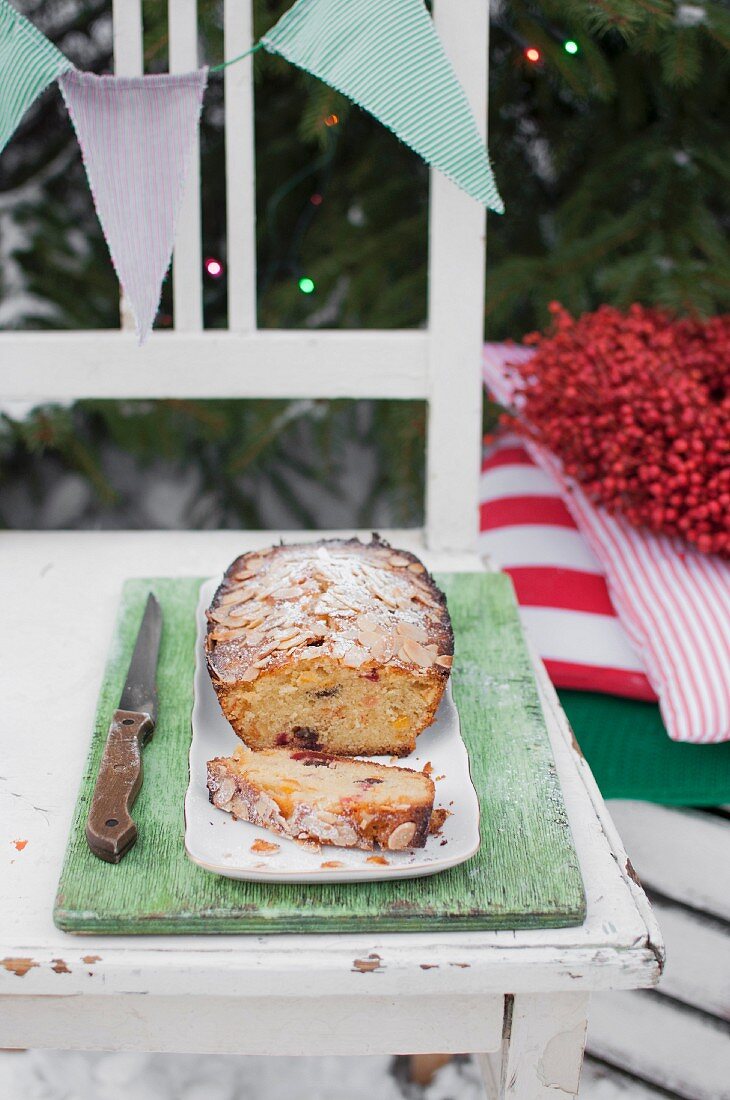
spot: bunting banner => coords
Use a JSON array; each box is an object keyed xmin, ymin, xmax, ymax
[
  {"xmin": 59, "ymin": 68, "xmax": 208, "ymax": 342},
  {"xmin": 262, "ymin": 0, "xmax": 504, "ymax": 214},
  {"xmin": 2, "ymin": 0, "xmax": 504, "ymax": 346},
  {"xmin": 0, "ymin": 0, "xmax": 72, "ymax": 155}
]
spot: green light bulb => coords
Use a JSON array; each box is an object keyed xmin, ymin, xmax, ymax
[
  {"xmin": 298, "ymin": 277, "xmax": 315, "ymax": 294},
  {"xmin": 564, "ymin": 39, "xmax": 579, "ymax": 55}
]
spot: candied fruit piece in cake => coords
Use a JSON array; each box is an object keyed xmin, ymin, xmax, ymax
[{"xmin": 205, "ymin": 536, "xmax": 454, "ymax": 756}]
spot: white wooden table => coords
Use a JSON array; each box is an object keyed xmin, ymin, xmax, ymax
[{"xmin": 0, "ymin": 530, "xmax": 663, "ymax": 1099}]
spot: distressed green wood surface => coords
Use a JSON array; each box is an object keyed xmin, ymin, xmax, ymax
[{"xmin": 54, "ymin": 574, "xmax": 585, "ymax": 935}]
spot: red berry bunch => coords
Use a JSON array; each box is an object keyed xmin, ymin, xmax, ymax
[{"xmin": 505, "ymin": 303, "xmax": 730, "ymax": 558}]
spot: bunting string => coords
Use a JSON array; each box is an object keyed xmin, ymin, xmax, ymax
[{"xmin": 209, "ymin": 41, "xmax": 263, "ymax": 74}]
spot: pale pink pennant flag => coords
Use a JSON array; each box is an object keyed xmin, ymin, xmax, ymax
[{"xmin": 59, "ymin": 68, "xmax": 208, "ymax": 343}]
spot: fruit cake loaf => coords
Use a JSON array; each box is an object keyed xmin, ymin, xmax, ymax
[
  {"xmin": 205, "ymin": 536, "xmax": 453, "ymax": 757},
  {"xmin": 207, "ymin": 745, "xmax": 436, "ymax": 850}
]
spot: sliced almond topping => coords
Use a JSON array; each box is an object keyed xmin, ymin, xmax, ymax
[
  {"xmin": 226, "ymin": 602, "xmax": 255, "ymax": 621},
  {"xmin": 328, "ymin": 591, "xmax": 354, "ymax": 610},
  {"xmin": 257, "ymin": 639, "xmax": 279, "ymax": 659},
  {"xmin": 356, "ymin": 614, "xmax": 378, "ymax": 632},
  {"xmin": 357, "ymin": 629, "xmax": 382, "ymax": 649},
  {"xmin": 342, "ymin": 646, "xmax": 368, "ymax": 668},
  {"xmin": 408, "ymin": 562, "xmax": 426, "ymax": 574},
  {"xmin": 206, "ymin": 608, "xmax": 228, "ymax": 625},
  {"xmin": 387, "ymin": 822, "xmax": 417, "ymax": 850},
  {"xmin": 231, "ymin": 568, "xmax": 256, "ymax": 581},
  {"xmin": 231, "ymin": 587, "xmax": 257, "ymax": 605},
  {"xmin": 217, "ymin": 588, "xmax": 249, "ymax": 607},
  {"xmin": 396, "ymin": 621, "xmax": 428, "ymax": 643},
  {"xmin": 208, "ymin": 627, "xmax": 239, "ymax": 643},
  {"xmin": 276, "ymin": 587, "xmax": 302, "ymax": 600},
  {"xmin": 401, "ymin": 638, "xmax": 437, "ymax": 667},
  {"xmin": 370, "ymin": 585, "xmax": 398, "ymax": 609},
  {"xmin": 369, "ymin": 634, "xmax": 395, "ymax": 662},
  {"xmin": 276, "ymin": 633, "xmax": 310, "ymax": 651},
  {"xmin": 255, "ymin": 585, "xmax": 278, "ymax": 600},
  {"xmin": 435, "ymin": 654, "xmax": 453, "ymax": 668},
  {"xmin": 240, "ymin": 666, "xmax": 260, "ymax": 682},
  {"xmin": 389, "ymin": 554, "xmax": 411, "ymax": 568},
  {"xmin": 207, "ymin": 607, "xmax": 249, "ymax": 628}
]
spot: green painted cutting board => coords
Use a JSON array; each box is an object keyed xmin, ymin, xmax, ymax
[{"xmin": 54, "ymin": 573, "xmax": 585, "ymax": 934}]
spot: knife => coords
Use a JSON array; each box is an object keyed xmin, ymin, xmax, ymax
[{"xmin": 86, "ymin": 593, "xmax": 163, "ymax": 863}]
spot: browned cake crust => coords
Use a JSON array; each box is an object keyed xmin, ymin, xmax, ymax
[
  {"xmin": 205, "ymin": 536, "xmax": 454, "ymax": 756},
  {"xmin": 207, "ymin": 746, "xmax": 436, "ymax": 851}
]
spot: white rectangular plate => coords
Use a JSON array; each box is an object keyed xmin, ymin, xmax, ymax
[{"xmin": 185, "ymin": 579, "xmax": 481, "ymax": 882}]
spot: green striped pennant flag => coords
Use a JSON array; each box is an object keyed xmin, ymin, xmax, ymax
[
  {"xmin": 262, "ymin": 0, "xmax": 503, "ymax": 213},
  {"xmin": 0, "ymin": 0, "xmax": 72, "ymax": 156}
]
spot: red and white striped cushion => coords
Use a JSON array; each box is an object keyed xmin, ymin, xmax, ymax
[
  {"xmin": 482, "ymin": 343, "xmax": 730, "ymax": 744},
  {"xmin": 480, "ymin": 434, "xmax": 656, "ymax": 702}
]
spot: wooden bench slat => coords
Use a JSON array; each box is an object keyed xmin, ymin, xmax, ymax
[
  {"xmin": 607, "ymin": 801, "xmax": 730, "ymax": 921},
  {"xmin": 650, "ymin": 899, "xmax": 730, "ymax": 1021},
  {"xmin": 587, "ymin": 990, "xmax": 730, "ymax": 1100}
]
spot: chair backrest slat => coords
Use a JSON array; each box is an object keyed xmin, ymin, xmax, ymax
[
  {"xmin": 168, "ymin": 0, "xmax": 204, "ymax": 332},
  {"xmin": 224, "ymin": 0, "xmax": 258, "ymax": 332},
  {"xmin": 112, "ymin": 0, "xmax": 142, "ymax": 77},
  {"xmin": 112, "ymin": 0, "xmax": 143, "ymax": 332},
  {"xmin": 425, "ymin": 0, "xmax": 488, "ymax": 551}
]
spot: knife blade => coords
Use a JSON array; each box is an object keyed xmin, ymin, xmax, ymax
[{"xmin": 86, "ymin": 593, "xmax": 163, "ymax": 863}]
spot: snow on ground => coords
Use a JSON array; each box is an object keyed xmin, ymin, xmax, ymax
[{"xmin": 0, "ymin": 1051, "xmax": 484, "ymax": 1100}]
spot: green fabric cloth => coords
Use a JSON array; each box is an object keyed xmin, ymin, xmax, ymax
[
  {"xmin": 262, "ymin": 0, "xmax": 503, "ymax": 213},
  {"xmin": 0, "ymin": 0, "xmax": 71, "ymax": 156},
  {"xmin": 559, "ymin": 690, "xmax": 730, "ymax": 806}
]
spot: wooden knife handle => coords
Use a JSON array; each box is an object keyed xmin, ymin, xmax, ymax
[{"xmin": 86, "ymin": 709, "xmax": 154, "ymax": 863}]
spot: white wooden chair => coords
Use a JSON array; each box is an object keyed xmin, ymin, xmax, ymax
[{"xmin": 0, "ymin": 2, "xmax": 663, "ymax": 1095}]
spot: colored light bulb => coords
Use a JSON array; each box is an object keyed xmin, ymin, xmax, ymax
[
  {"xmin": 564, "ymin": 39, "xmax": 579, "ymax": 55},
  {"xmin": 310, "ymin": 193, "xmax": 323, "ymax": 206},
  {"xmin": 298, "ymin": 276, "xmax": 315, "ymax": 294},
  {"xmin": 525, "ymin": 46, "xmax": 541, "ymax": 63},
  {"xmin": 324, "ymin": 113, "xmax": 339, "ymax": 127},
  {"xmin": 205, "ymin": 257, "xmax": 223, "ymax": 278}
]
